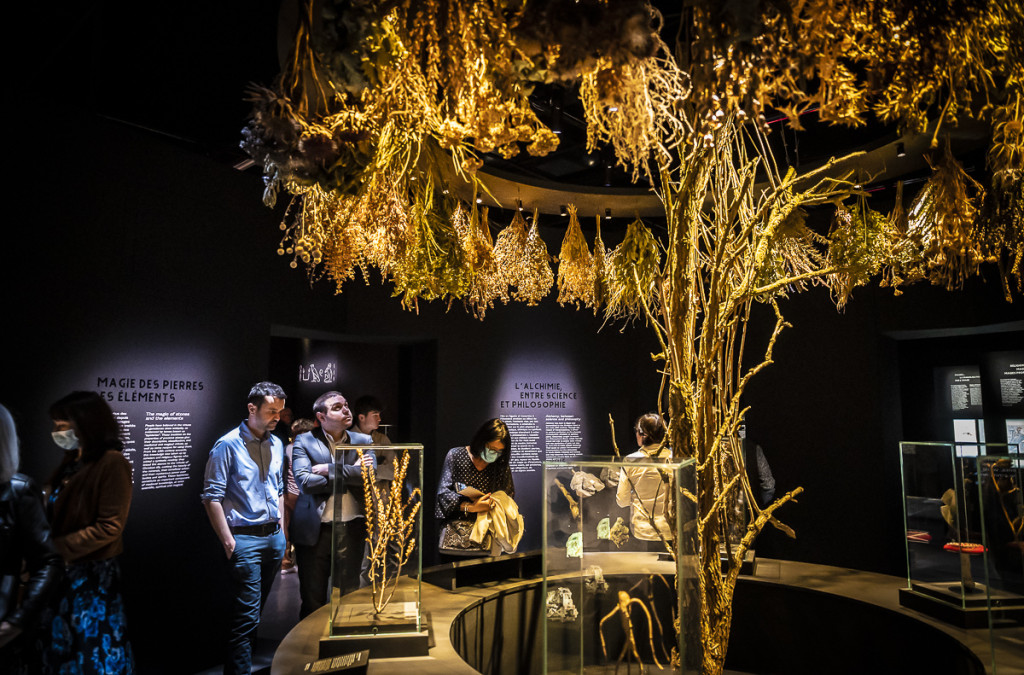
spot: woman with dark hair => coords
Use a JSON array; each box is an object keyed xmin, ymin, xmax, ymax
[
  {"xmin": 616, "ymin": 412, "xmax": 674, "ymax": 542},
  {"xmin": 1, "ymin": 403, "xmax": 61, "ymax": 674},
  {"xmin": 436, "ymin": 418, "xmax": 517, "ymax": 557},
  {"xmin": 45, "ymin": 391, "xmax": 135, "ymax": 674}
]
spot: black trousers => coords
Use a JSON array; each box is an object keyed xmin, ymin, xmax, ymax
[{"xmin": 294, "ymin": 518, "xmax": 367, "ymax": 619}]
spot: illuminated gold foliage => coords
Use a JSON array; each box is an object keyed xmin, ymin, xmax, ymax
[
  {"xmin": 493, "ymin": 208, "xmax": 553, "ymax": 306},
  {"xmin": 556, "ymin": 205, "xmax": 596, "ymax": 309},
  {"xmin": 389, "ymin": 178, "xmax": 473, "ymax": 311},
  {"xmin": 518, "ymin": 209, "xmax": 555, "ymax": 305},
  {"xmin": 459, "ymin": 204, "xmax": 508, "ymax": 318},
  {"xmin": 879, "ymin": 181, "xmax": 926, "ymax": 294},
  {"xmin": 604, "ymin": 217, "xmax": 660, "ymax": 323},
  {"xmin": 827, "ymin": 204, "xmax": 896, "ymax": 309},
  {"xmin": 754, "ymin": 209, "xmax": 829, "ymax": 299},
  {"xmin": 908, "ymin": 147, "xmax": 988, "ymax": 291}
]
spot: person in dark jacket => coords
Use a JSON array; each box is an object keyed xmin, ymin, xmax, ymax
[
  {"xmin": 0, "ymin": 403, "xmax": 62, "ymax": 673},
  {"xmin": 46, "ymin": 391, "xmax": 135, "ymax": 674}
]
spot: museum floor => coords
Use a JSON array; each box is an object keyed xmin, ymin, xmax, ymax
[
  {"xmin": 189, "ymin": 557, "xmax": 1022, "ymax": 674},
  {"xmin": 192, "ymin": 570, "xmax": 301, "ymax": 675}
]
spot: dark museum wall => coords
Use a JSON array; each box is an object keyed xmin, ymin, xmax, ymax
[{"xmin": 6, "ymin": 40, "xmax": 1024, "ymax": 675}]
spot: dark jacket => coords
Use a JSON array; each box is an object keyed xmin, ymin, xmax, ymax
[
  {"xmin": 50, "ymin": 450, "xmax": 133, "ymax": 562},
  {"xmin": 0, "ymin": 473, "xmax": 62, "ymax": 628},
  {"xmin": 290, "ymin": 428, "xmax": 373, "ymax": 547}
]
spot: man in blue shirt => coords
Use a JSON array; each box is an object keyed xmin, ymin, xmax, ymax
[{"xmin": 201, "ymin": 382, "xmax": 288, "ymax": 675}]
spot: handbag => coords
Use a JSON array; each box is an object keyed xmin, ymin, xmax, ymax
[{"xmin": 439, "ymin": 519, "xmax": 492, "ymax": 555}]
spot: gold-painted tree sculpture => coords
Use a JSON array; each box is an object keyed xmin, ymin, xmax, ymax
[{"xmin": 244, "ymin": 1, "xmax": 1021, "ymax": 673}]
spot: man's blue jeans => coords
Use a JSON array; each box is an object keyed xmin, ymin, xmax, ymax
[{"xmin": 226, "ymin": 530, "xmax": 285, "ymax": 675}]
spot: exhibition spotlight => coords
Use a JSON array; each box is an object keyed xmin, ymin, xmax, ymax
[
  {"xmin": 896, "ymin": 142, "xmax": 906, "ymax": 158},
  {"xmin": 560, "ymin": 205, "xmax": 567, "ymax": 217},
  {"xmin": 605, "ymin": 208, "xmax": 612, "ymax": 220}
]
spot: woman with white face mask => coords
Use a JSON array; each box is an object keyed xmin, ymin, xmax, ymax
[
  {"xmin": 44, "ymin": 391, "xmax": 135, "ymax": 674},
  {"xmin": 436, "ymin": 418, "xmax": 516, "ymax": 558}
]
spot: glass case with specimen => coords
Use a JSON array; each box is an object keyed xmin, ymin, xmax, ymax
[
  {"xmin": 328, "ymin": 444, "xmax": 424, "ymax": 642},
  {"xmin": 543, "ymin": 456, "xmax": 699, "ymax": 674},
  {"xmin": 899, "ymin": 441, "xmax": 1022, "ymax": 634}
]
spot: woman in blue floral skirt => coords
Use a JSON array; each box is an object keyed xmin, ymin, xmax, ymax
[{"xmin": 45, "ymin": 391, "xmax": 135, "ymax": 674}]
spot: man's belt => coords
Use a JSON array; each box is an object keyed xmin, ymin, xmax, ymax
[{"xmin": 231, "ymin": 522, "xmax": 280, "ymax": 536}]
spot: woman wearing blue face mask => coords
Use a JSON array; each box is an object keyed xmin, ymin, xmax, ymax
[
  {"xmin": 44, "ymin": 391, "xmax": 135, "ymax": 674},
  {"xmin": 436, "ymin": 418, "xmax": 515, "ymax": 558}
]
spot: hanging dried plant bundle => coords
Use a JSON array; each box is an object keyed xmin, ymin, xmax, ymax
[
  {"xmin": 491, "ymin": 207, "xmax": 534, "ymax": 299},
  {"xmin": 827, "ymin": 203, "xmax": 893, "ymax": 309},
  {"xmin": 461, "ymin": 205, "xmax": 507, "ymax": 319},
  {"xmin": 753, "ymin": 208, "xmax": 829, "ymax": 299},
  {"xmin": 592, "ymin": 216, "xmax": 609, "ymax": 311},
  {"xmin": 580, "ymin": 49, "xmax": 693, "ymax": 179},
  {"xmin": 557, "ymin": 205, "xmax": 596, "ymax": 308},
  {"xmin": 360, "ymin": 179, "xmax": 415, "ymax": 279},
  {"xmin": 513, "ymin": 209, "xmax": 555, "ymax": 306},
  {"xmin": 389, "ymin": 179, "xmax": 472, "ymax": 311},
  {"xmin": 604, "ymin": 217, "xmax": 661, "ymax": 322},
  {"xmin": 976, "ymin": 176, "xmax": 1024, "ymax": 300},
  {"xmin": 277, "ymin": 185, "xmax": 362, "ymax": 284},
  {"xmin": 879, "ymin": 181, "xmax": 925, "ymax": 294},
  {"xmin": 907, "ymin": 147, "xmax": 988, "ymax": 291},
  {"xmin": 988, "ymin": 86, "xmax": 1024, "ymax": 190},
  {"xmin": 392, "ymin": 0, "xmax": 559, "ymax": 159}
]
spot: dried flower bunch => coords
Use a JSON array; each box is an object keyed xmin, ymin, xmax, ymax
[
  {"xmin": 556, "ymin": 205, "xmax": 596, "ymax": 309},
  {"xmin": 907, "ymin": 146, "xmax": 989, "ymax": 292},
  {"xmin": 604, "ymin": 217, "xmax": 661, "ymax": 323},
  {"xmin": 493, "ymin": 208, "xmax": 554, "ymax": 306},
  {"xmin": 827, "ymin": 203, "xmax": 898, "ymax": 309}
]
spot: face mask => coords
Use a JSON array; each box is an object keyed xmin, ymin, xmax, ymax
[
  {"xmin": 481, "ymin": 448, "xmax": 500, "ymax": 464},
  {"xmin": 52, "ymin": 428, "xmax": 80, "ymax": 451}
]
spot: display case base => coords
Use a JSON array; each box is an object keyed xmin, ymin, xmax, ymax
[
  {"xmin": 899, "ymin": 585, "xmax": 1024, "ymax": 628},
  {"xmin": 319, "ymin": 613, "xmax": 432, "ymax": 659}
]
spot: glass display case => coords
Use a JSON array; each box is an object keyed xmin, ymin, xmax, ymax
[
  {"xmin": 324, "ymin": 444, "xmax": 425, "ymax": 655},
  {"xmin": 899, "ymin": 442, "xmax": 1023, "ymax": 631},
  {"xmin": 975, "ymin": 454, "xmax": 1024, "ymax": 620},
  {"xmin": 543, "ymin": 456, "xmax": 699, "ymax": 675}
]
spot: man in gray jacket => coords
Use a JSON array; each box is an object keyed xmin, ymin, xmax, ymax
[{"xmin": 290, "ymin": 391, "xmax": 373, "ymax": 619}]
